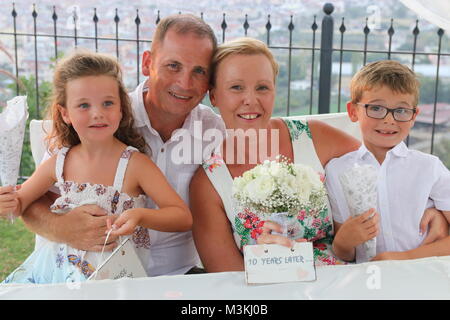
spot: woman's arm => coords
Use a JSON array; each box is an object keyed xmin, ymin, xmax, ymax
[
  {"xmin": 110, "ymin": 152, "xmax": 192, "ymax": 235},
  {"xmin": 190, "ymin": 167, "xmax": 245, "ymax": 272},
  {"xmin": 308, "ymin": 120, "xmax": 361, "ymax": 167},
  {"xmin": 372, "ymin": 236, "xmax": 450, "ymax": 261}
]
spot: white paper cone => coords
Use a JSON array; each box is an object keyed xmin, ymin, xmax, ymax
[
  {"xmin": 0, "ymin": 96, "xmax": 29, "ymax": 222},
  {"xmin": 339, "ymin": 164, "xmax": 378, "ymax": 260}
]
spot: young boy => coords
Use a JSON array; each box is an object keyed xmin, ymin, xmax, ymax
[{"xmin": 325, "ymin": 60, "xmax": 450, "ymax": 263}]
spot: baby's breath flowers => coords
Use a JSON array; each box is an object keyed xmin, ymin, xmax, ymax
[{"xmin": 232, "ymin": 156, "xmax": 327, "ymax": 217}]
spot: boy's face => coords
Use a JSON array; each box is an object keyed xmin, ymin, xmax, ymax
[{"xmin": 347, "ymin": 85, "xmax": 420, "ymax": 154}]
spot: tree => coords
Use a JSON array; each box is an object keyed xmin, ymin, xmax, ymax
[{"xmin": 434, "ymin": 138, "xmax": 450, "ymax": 170}]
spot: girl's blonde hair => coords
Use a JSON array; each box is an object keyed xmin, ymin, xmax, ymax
[
  {"xmin": 45, "ymin": 50, "xmax": 146, "ymax": 153},
  {"xmin": 210, "ymin": 37, "xmax": 279, "ymax": 87},
  {"xmin": 350, "ymin": 60, "xmax": 420, "ymax": 106}
]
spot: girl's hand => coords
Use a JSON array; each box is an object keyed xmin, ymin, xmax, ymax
[
  {"xmin": 107, "ymin": 209, "xmax": 141, "ymax": 236},
  {"xmin": 334, "ymin": 208, "xmax": 379, "ymax": 249},
  {"xmin": 256, "ymin": 220, "xmax": 307, "ymax": 248},
  {"xmin": 0, "ymin": 185, "xmax": 22, "ymax": 218}
]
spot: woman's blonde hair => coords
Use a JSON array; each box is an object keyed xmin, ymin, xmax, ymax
[
  {"xmin": 45, "ymin": 50, "xmax": 146, "ymax": 153},
  {"xmin": 350, "ymin": 60, "xmax": 420, "ymax": 106},
  {"xmin": 210, "ymin": 37, "xmax": 279, "ymax": 87}
]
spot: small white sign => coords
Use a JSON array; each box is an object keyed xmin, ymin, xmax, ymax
[
  {"xmin": 88, "ymin": 238, "xmax": 147, "ymax": 281},
  {"xmin": 243, "ymin": 242, "xmax": 316, "ymax": 284}
]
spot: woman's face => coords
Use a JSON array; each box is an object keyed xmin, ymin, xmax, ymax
[{"xmin": 210, "ymin": 53, "xmax": 276, "ymax": 130}]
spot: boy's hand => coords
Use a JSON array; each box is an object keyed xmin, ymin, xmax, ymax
[
  {"xmin": 107, "ymin": 209, "xmax": 141, "ymax": 237},
  {"xmin": 420, "ymin": 208, "xmax": 449, "ymax": 245},
  {"xmin": 334, "ymin": 208, "xmax": 379, "ymax": 249},
  {"xmin": 0, "ymin": 185, "xmax": 22, "ymax": 218}
]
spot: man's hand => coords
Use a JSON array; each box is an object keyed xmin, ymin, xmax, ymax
[
  {"xmin": 56, "ymin": 204, "xmax": 119, "ymax": 252},
  {"xmin": 420, "ymin": 208, "xmax": 449, "ymax": 245}
]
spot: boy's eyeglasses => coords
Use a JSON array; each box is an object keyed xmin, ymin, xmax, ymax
[{"xmin": 356, "ymin": 103, "xmax": 417, "ymax": 122}]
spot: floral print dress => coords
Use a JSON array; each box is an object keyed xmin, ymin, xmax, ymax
[
  {"xmin": 203, "ymin": 118, "xmax": 345, "ymax": 266},
  {"xmin": 3, "ymin": 146, "xmax": 151, "ymax": 284}
]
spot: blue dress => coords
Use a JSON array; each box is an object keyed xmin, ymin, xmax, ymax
[{"xmin": 2, "ymin": 146, "xmax": 150, "ymax": 284}]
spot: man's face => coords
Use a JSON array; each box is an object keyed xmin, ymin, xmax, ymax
[{"xmin": 142, "ymin": 29, "xmax": 214, "ymax": 118}]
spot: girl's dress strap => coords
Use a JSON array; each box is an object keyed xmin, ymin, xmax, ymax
[
  {"xmin": 113, "ymin": 146, "xmax": 138, "ymax": 192},
  {"xmin": 55, "ymin": 147, "xmax": 70, "ymax": 184}
]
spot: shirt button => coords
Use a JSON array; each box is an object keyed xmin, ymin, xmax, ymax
[{"xmin": 161, "ymin": 148, "xmax": 165, "ymax": 153}]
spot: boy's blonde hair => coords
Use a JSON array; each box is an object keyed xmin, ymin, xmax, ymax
[
  {"xmin": 350, "ymin": 60, "xmax": 420, "ymax": 106},
  {"xmin": 210, "ymin": 37, "xmax": 279, "ymax": 87},
  {"xmin": 45, "ymin": 50, "xmax": 146, "ymax": 153}
]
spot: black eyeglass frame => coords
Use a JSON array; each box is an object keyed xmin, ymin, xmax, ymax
[{"xmin": 356, "ymin": 103, "xmax": 417, "ymax": 122}]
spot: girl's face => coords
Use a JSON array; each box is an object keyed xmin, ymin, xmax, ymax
[
  {"xmin": 59, "ymin": 75, "xmax": 123, "ymax": 144},
  {"xmin": 209, "ymin": 53, "xmax": 276, "ymax": 131}
]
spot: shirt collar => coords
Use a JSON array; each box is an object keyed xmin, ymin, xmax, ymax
[
  {"xmin": 356, "ymin": 141, "xmax": 409, "ymax": 161},
  {"xmin": 133, "ymin": 80, "xmax": 204, "ymax": 142},
  {"xmin": 389, "ymin": 141, "xmax": 409, "ymax": 158}
]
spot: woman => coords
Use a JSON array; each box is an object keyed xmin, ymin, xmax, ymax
[{"xmin": 189, "ymin": 37, "xmax": 442, "ymax": 272}]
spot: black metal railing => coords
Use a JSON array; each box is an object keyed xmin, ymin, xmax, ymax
[{"xmin": 1, "ymin": 2, "xmax": 449, "ymax": 177}]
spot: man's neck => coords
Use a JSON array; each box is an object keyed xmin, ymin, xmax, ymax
[{"xmin": 143, "ymin": 90, "xmax": 190, "ymax": 143}]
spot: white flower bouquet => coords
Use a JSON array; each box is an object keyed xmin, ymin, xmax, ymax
[{"xmin": 232, "ymin": 157, "xmax": 327, "ymax": 239}]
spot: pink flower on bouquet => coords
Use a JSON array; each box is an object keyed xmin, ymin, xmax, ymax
[{"xmin": 297, "ymin": 210, "xmax": 306, "ymax": 221}]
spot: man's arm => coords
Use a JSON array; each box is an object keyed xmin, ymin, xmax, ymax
[{"xmin": 22, "ymin": 192, "xmax": 119, "ymax": 252}]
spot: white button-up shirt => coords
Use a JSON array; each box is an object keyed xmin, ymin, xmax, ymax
[
  {"xmin": 325, "ymin": 142, "xmax": 450, "ymax": 263},
  {"xmin": 129, "ymin": 81, "xmax": 225, "ymax": 276}
]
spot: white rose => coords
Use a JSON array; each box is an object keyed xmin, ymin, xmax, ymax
[{"xmin": 246, "ymin": 175, "xmax": 275, "ymax": 203}]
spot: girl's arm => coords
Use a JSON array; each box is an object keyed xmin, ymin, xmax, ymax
[
  {"xmin": 110, "ymin": 152, "xmax": 192, "ymax": 235},
  {"xmin": 10, "ymin": 155, "xmax": 57, "ymax": 216},
  {"xmin": 308, "ymin": 120, "xmax": 361, "ymax": 167},
  {"xmin": 190, "ymin": 168, "xmax": 244, "ymax": 272}
]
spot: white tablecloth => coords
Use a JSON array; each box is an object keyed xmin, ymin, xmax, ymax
[{"xmin": 1, "ymin": 256, "xmax": 449, "ymax": 300}]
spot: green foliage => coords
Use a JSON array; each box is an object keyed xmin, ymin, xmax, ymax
[
  {"xmin": 435, "ymin": 138, "xmax": 450, "ymax": 169},
  {"xmin": 0, "ymin": 218, "xmax": 35, "ymax": 282}
]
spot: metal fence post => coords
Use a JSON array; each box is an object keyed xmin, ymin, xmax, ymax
[{"xmin": 318, "ymin": 3, "xmax": 334, "ymax": 114}]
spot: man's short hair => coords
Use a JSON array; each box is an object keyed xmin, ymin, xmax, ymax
[
  {"xmin": 350, "ymin": 60, "xmax": 420, "ymax": 106},
  {"xmin": 152, "ymin": 14, "xmax": 217, "ymax": 52}
]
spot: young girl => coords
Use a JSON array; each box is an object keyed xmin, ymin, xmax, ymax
[{"xmin": 0, "ymin": 50, "xmax": 192, "ymax": 284}]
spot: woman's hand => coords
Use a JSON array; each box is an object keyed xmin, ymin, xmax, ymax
[
  {"xmin": 0, "ymin": 185, "xmax": 21, "ymax": 218},
  {"xmin": 256, "ymin": 220, "xmax": 307, "ymax": 248}
]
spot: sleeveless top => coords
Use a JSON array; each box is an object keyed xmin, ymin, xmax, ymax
[
  {"xmin": 202, "ymin": 118, "xmax": 345, "ymax": 266},
  {"xmin": 3, "ymin": 146, "xmax": 151, "ymax": 284}
]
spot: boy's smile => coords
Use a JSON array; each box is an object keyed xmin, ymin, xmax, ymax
[{"xmin": 347, "ymin": 85, "xmax": 420, "ymax": 162}]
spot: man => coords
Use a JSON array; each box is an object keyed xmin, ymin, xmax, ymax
[{"xmin": 19, "ymin": 14, "xmax": 225, "ymax": 276}]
